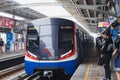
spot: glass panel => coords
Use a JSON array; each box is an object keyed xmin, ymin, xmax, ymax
[
  {"xmin": 27, "ymin": 26, "xmax": 39, "ymax": 48},
  {"xmin": 39, "ymin": 25, "xmax": 58, "ymax": 60},
  {"xmin": 26, "ymin": 25, "xmax": 39, "ymax": 56},
  {"xmin": 59, "ymin": 26, "xmax": 74, "ymax": 50},
  {"xmin": 26, "ymin": 24, "xmax": 74, "ymax": 60}
]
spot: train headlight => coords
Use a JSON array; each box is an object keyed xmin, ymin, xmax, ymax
[
  {"xmin": 26, "ymin": 51, "xmax": 39, "ymax": 60},
  {"xmin": 59, "ymin": 50, "xmax": 74, "ymax": 60}
]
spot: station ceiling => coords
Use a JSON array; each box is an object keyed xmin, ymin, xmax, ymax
[{"xmin": 0, "ymin": 0, "xmax": 117, "ymax": 33}]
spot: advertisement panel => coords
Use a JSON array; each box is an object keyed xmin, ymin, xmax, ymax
[
  {"xmin": 6, "ymin": 33, "xmax": 13, "ymax": 51},
  {"xmin": 14, "ymin": 20, "xmax": 27, "ymax": 33},
  {"xmin": 98, "ymin": 21, "xmax": 110, "ymax": 28},
  {"xmin": 3, "ymin": 17, "xmax": 14, "ymax": 28},
  {"xmin": 98, "ymin": 22, "xmax": 104, "ymax": 27}
]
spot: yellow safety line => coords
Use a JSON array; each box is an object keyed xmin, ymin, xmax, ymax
[{"xmin": 84, "ymin": 61, "xmax": 91, "ymax": 80}]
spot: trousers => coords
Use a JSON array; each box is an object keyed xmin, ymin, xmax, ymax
[{"xmin": 104, "ymin": 53, "xmax": 112, "ymax": 80}]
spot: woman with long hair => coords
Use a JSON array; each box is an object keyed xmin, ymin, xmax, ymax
[{"xmin": 101, "ymin": 31, "xmax": 113, "ymax": 80}]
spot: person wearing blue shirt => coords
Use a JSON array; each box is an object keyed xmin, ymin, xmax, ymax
[{"xmin": 113, "ymin": 34, "xmax": 120, "ymax": 80}]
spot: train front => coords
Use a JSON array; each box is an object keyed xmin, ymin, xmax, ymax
[{"xmin": 24, "ymin": 18, "xmax": 78, "ymax": 77}]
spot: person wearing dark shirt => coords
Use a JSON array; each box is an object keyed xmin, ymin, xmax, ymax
[
  {"xmin": 101, "ymin": 31, "xmax": 113, "ymax": 80},
  {"xmin": 96, "ymin": 36, "xmax": 104, "ymax": 55},
  {"xmin": 0, "ymin": 38, "xmax": 4, "ymax": 54},
  {"xmin": 113, "ymin": 34, "xmax": 120, "ymax": 80}
]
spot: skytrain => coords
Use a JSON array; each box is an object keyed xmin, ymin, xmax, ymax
[{"xmin": 24, "ymin": 18, "xmax": 93, "ymax": 79}]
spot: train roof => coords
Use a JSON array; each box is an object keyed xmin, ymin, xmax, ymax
[
  {"xmin": 29, "ymin": 17, "xmax": 74, "ymax": 26},
  {"xmin": 29, "ymin": 17, "xmax": 90, "ymax": 35}
]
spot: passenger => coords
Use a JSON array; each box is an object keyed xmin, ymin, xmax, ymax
[
  {"xmin": 109, "ymin": 20, "xmax": 119, "ymax": 71},
  {"xmin": 0, "ymin": 38, "xmax": 4, "ymax": 54},
  {"xmin": 112, "ymin": 34, "xmax": 120, "ymax": 80},
  {"xmin": 110, "ymin": 20, "xmax": 119, "ymax": 42},
  {"xmin": 100, "ymin": 31, "xmax": 113, "ymax": 80},
  {"xmin": 15, "ymin": 39, "xmax": 19, "ymax": 52},
  {"xmin": 97, "ymin": 36, "xmax": 104, "ymax": 55}
]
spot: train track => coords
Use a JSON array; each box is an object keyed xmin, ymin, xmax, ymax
[
  {"xmin": 11, "ymin": 71, "xmax": 69, "ymax": 80},
  {"xmin": 0, "ymin": 63, "xmax": 54, "ymax": 80},
  {"xmin": 0, "ymin": 64, "xmax": 70, "ymax": 80},
  {"xmin": 0, "ymin": 63, "xmax": 28, "ymax": 80},
  {"xmin": 24, "ymin": 71, "xmax": 70, "ymax": 80},
  {"xmin": 0, "ymin": 56, "xmax": 24, "ymax": 70},
  {"xmin": 10, "ymin": 71, "xmax": 51, "ymax": 80}
]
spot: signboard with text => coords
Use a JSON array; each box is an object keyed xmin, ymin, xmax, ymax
[
  {"xmin": 4, "ymin": 17, "xmax": 14, "ymax": 28},
  {"xmin": 98, "ymin": 21, "xmax": 110, "ymax": 28}
]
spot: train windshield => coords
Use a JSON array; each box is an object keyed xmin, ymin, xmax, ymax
[
  {"xmin": 26, "ymin": 24, "xmax": 74, "ymax": 60},
  {"xmin": 27, "ymin": 27, "xmax": 39, "ymax": 48},
  {"xmin": 39, "ymin": 25, "xmax": 57, "ymax": 60}
]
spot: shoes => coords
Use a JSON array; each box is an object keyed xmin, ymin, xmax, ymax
[
  {"xmin": 102, "ymin": 79, "xmax": 107, "ymax": 80},
  {"xmin": 101, "ymin": 78, "xmax": 106, "ymax": 80},
  {"xmin": 101, "ymin": 78, "xmax": 110, "ymax": 80}
]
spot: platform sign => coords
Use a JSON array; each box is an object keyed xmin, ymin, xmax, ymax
[
  {"xmin": 98, "ymin": 22, "xmax": 104, "ymax": 27},
  {"xmin": 14, "ymin": 20, "xmax": 27, "ymax": 32},
  {"xmin": 98, "ymin": 21, "xmax": 110, "ymax": 28},
  {"xmin": 103, "ymin": 21, "xmax": 110, "ymax": 27}
]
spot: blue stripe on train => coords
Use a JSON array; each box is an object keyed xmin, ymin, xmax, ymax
[{"xmin": 24, "ymin": 59, "xmax": 78, "ymax": 75}]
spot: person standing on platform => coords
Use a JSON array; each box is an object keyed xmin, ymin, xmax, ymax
[
  {"xmin": 100, "ymin": 31, "xmax": 113, "ymax": 80},
  {"xmin": 15, "ymin": 39, "xmax": 19, "ymax": 52},
  {"xmin": 112, "ymin": 34, "xmax": 120, "ymax": 80},
  {"xmin": 0, "ymin": 38, "xmax": 4, "ymax": 54},
  {"xmin": 96, "ymin": 35, "xmax": 104, "ymax": 55}
]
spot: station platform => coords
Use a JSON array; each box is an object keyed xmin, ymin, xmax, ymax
[
  {"xmin": 70, "ymin": 46, "xmax": 116, "ymax": 80},
  {"xmin": 0, "ymin": 50, "xmax": 24, "ymax": 61}
]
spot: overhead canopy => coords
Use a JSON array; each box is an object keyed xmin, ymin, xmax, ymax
[
  {"xmin": 0, "ymin": 0, "xmax": 116, "ymax": 33},
  {"xmin": 56, "ymin": 0, "xmax": 116, "ymax": 33},
  {"xmin": 0, "ymin": 0, "xmax": 46, "ymax": 19}
]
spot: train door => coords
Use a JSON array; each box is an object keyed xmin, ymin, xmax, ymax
[
  {"xmin": 81, "ymin": 32, "xmax": 85, "ymax": 58},
  {"xmin": 83, "ymin": 33, "xmax": 88, "ymax": 55},
  {"xmin": 78, "ymin": 31, "xmax": 85, "ymax": 60},
  {"xmin": 76, "ymin": 29, "xmax": 81, "ymax": 63}
]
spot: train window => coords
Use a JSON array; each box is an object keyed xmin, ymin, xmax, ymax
[
  {"xmin": 28, "ymin": 27, "xmax": 37, "ymax": 34},
  {"xmin": 27, "ymin": 26, "xmax": 39, "ymax": 48},
  {"xmin": 59, "ymin": 26, "xmax": 74, "ymax": 49},
  {"xmin": 27, "ymin": 35, "xmax": 39, "ymax": 48}
]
